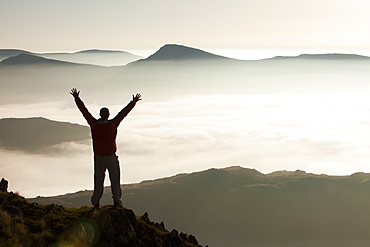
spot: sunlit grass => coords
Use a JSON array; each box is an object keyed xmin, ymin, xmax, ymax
[{"xmin": 0, "ymin": 191, "xmax": 94, "ymax": 247}]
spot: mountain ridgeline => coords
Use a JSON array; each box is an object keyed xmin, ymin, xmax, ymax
[
  {"xmin": 0, "ymin": 48, "xmax": 142, "ymax": 66},
  {"xmin": 30, "ymin": 166, "xmax": 370, "ymax": 247},
  {"xmin": 2, "ymin": 44, "xmax": 370, "ymax": 104},
  {"xmin": 143, "ymin": 44, "xmax": 232, "ymax": 61}
]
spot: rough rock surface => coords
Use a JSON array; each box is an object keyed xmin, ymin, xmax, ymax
[
  {"xmin": 0, "ymin": 178, "xmax": 8, "ymax": 192},
  {"xmin": 0, "ymin": 179, "xmax": 203, "ymax": 247}
]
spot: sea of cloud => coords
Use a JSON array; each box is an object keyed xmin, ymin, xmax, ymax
[{"xmin": 1, "ymin": 93, "xmax": 370, "ymax": 197}]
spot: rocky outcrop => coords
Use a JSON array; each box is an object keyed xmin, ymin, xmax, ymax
[
  {"xmin": 0, "ymin": 180, "xmax": 203, "ymax": 247},
  {"xmin": 0, "ymin": 178, "xmax": 8, "ymax": 192},
  {"xmin": 80, "ymin": 207, "xmax": 201, "ymax": 247}
]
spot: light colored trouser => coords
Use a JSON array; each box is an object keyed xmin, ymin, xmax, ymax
[{"xmin": 91, "ymin": 154, "xmax": 122, "ymax": 206}]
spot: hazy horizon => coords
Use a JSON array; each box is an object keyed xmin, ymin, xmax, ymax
[{"xmin": 5, "ymin": 46, "xmax": 370, "ymax": 62}]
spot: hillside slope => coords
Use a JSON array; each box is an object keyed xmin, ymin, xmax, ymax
[
  {"xmin": 30, "ymin": 166, "xmax": 370, "ymax": 247},
  {"xmin": 0, "ymin": 117, "xmax": 90, "ymax": 152}
]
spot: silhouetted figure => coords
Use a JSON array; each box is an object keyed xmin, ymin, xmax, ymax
[{"xmin": 70, "ymin": 88, "xmax": 141, "ymax": 209}]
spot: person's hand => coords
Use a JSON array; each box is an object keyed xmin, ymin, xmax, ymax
[
  {"xmin": 70, "ymin": 88, "xmax": 80, "ymax": 98},
  {"xmin": 133, "ymin": 93, "xmax": 142, "ymax": 103}
]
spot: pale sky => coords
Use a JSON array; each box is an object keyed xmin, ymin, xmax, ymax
[{"xmin": 2, "ymin": 0, "xmax": 370, "ymax": 58}]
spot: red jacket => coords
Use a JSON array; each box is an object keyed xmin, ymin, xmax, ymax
[{"xmin": 75, "ymin": 97, "xmax": 136, "ymax": 156}]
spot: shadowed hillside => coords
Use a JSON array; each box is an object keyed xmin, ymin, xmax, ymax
[
  {"xmin": 0, "ymin": 179, "xmax": 203, "ymax": 247},
  {"xmin": 30, "ymin": 166, "xmax": 370, "ymax": 247},
  {"xmin": 0, "ymin": 117, "xmax": 90, "ymax": 152}
]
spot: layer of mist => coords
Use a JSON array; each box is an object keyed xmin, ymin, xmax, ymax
[{"xmin": 2, "ymin": 93, "xmax": 370, "ymax": 198}]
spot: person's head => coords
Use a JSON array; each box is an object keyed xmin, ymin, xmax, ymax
[{"xmin": 99, "ymin": 107, "xmax": 110, "ymax": 120}]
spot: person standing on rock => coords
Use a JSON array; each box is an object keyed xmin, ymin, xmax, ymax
[{"xmin": 70, "ymin": 88, "xmax": 142, "ymax": 209}]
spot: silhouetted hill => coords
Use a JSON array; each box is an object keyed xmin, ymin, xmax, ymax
[
  {"xmin": 39, "ymin": 49, "xmax": 142, "ymax": 66},
  {"xmin": 0, "ymin": 53, "xmax": 80, "ymax": 66},
  {"xmin": 0, "ymin": 179, "xmax": 203, "ymax": 247},
  {"xmin": 0, "ymin": 49, "xmax": 32, "ymax": 61},
  {"xmin": 75, "ymin": 49, "xmax": 133, "ymax": 54},
  {"xmin": 270, "ymin": 53, "xmax": 370, "ymax": 60},
  {"xmin": 0, "ymin": 117, "xmax": 90, "ymax": 152},
  {"xmin": 143, "ymin": 44, "xmax": 233, "ymax": 61},
  {"xmin": 30, "ymin": 166, "xmax": 370, "ymax": 247},
  {"xmin": 0, "ymin": 49, "xmax": 142, "ymax": 66},
  {"xmin": 0, "ymin": 52, "xmax": 121, "ymax": 104}
]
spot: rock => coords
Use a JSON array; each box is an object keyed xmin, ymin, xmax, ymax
[
  {"xmin": 90, "ymin": 207, "xmax": 203, "ymax": 246},
  {"xmin": 155, "ymin": 221, "xmax": 166, "ymax": 232},
  {"xmin": 189, "ymin": 234, "xmax": 199, "ymax": 245},
  {"xmin": 171, "ymin": 229, "xmax": 179, "ymax": 237},
  {"xmin": 180, "ymin": 232, "xmax": 188, "ymax": 240},
  {"xmin": 0, "ymin": 185, "xmax": 204, "ymax": 247},
  {"xmin": 92, "ymin": 207, "xmax": 137, "ymax": 245},
  {"xmin": 142, "ymin": 211, "xmax": 150, "ymax": 223},
  {"xmin": 0, "ymin": 178, "xmax": 8, "ymax": 192},
  {"xmin": 178, "ymin": 232, "xmax": 198, "ymax": 244}
]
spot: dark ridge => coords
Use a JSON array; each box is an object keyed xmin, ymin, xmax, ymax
[
  {"xmin": 75, "ymin": 49, "xmax": 131, "ymax": 54},
  {"xmin": 0, "ymin": 117, "xmax": 90, "ymax": 152},
  {"xmin": 29, "ymin": 166, "xmax": 370, "ymax": 246},
  {"xmin": 144, "ymin": 44, "xmax": 233, "ymax": 61},
  {"xmin": 270, "ymin": 53, "xmax": 370, "ymax": 60},
  {"xmin": 0, "ymin": 53, "xmax": 76, "ymax": 66},
  {"xmin": 0, "ymin": 179, "xmax": 204, "ymax": 247},
  {"xmin": 0, "ymin": 49, "xmax": 32, "ymax": 57}
]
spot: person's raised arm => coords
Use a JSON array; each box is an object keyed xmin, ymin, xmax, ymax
[
  {"xmin": 70, "ymin": 88, "xmax": 96, "ymax": 125},
  {"xmin": 133, "ymin": 93, "xmax": 142, "ymax": 103},
  {"xmin": 112, "ymin": 93, "xmax": 142, "ymax": 125},
  {"xmin": 70, "ymin": 88, "xmax": 80, "ymax": 98}
]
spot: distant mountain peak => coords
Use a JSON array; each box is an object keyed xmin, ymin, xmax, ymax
[
  {"xmin": 271, "ymin": 53, "xmax": 370, "ymax": 60},
  {"xmin": 0, "ymin": 49, "xmax": 32, "ymax": 58},
  {"xmin": 144, "ymin": 44, "xmax": 231, "ymax": 61},
  {"xmin": 76, "ymin": 49, "xmax": 129, "ymax": 54}
]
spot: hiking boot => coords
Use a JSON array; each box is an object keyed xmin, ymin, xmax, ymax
[
  {"xmin": 114, "ymin": 201, "xmax": 123, "ymax": 208},
  {"xmin": 88, "ymin": 203, "xmax": 100, "ymax": 214}
]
